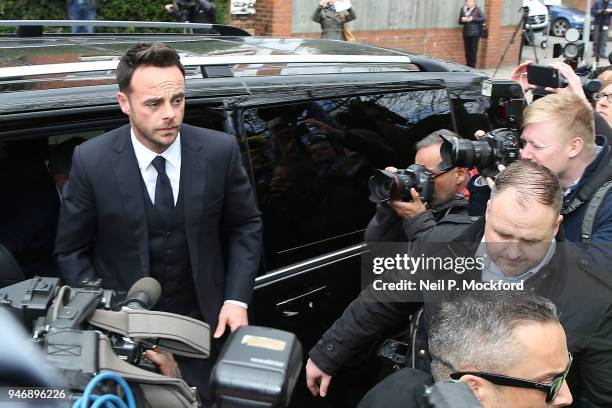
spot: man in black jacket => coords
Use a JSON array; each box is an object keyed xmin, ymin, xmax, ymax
[
  {"xmin": 55, "ymin": 43, "xmax": 262, "ymax": 407},
  {"xmin": 306, "ymin": 160, "xmax": 612, "ymax": 407},
  {"xmin": 364, "ymin": 130, "xmax": 472, "ymax": 243},
  {"xmin": 357, "ymin": 290, "xmax": 573, "ymax": 408}
]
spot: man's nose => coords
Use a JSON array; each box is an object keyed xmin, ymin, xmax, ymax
[
  {"xmin": 162, "ymin": 101, "xmax": 177, "ymax": 120},
  {"xmin": 552, "ymin": 380, "xmax": 573, "ymax": 406},
  {"xmin": 520, "ymin": 145, "xmax": 533, "ymax": 160},
  {"xmin": 504, "ymin": 242, "xmax": 522, "ymax": 259}
]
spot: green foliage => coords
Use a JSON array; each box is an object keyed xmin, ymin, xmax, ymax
[{"xmin": 0, "ymin": 0, "xmax": 230, "ymax": 33}]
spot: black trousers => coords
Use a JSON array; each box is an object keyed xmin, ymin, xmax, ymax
[
  {"xmin": 175, "ymin": 337, "xmax": 225, "ymax": 408},
  {"xmin": 463, "ymin": 35, "xmax": 480, "ymax": 68}
]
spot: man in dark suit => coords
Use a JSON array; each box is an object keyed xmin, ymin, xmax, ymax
[{"xmin": 54, "ymin": 42, "xmax": 262, "ymax": 406}]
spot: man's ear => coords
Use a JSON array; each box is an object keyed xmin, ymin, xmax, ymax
[
  {"xmin": 455, "ymin": 167, "xmax": 469, "ymax": 185},
  {"xmin": 553, "ymin": 214, "xmax": 563, "ymax": 237},
  {"xmin": 459, "ymin": 374, "xmax": 496, "ymax": 406},
  {"xmin": 117, "ymin": 91, "xmax": 130, "ymax": 116},
  {"xmin": 568, "ymin": 137, "xmax": 584, "ymax": 159}
]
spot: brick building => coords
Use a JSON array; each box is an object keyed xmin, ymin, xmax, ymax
[{"xmin": 230, "ymin": 0, "xmax": 531, "ymax": 69}]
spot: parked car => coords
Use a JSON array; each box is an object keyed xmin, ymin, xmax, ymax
[
  {"xmin": 547, "ymin": 3, "xmax": 586, "ymax": 37},
  {"xmin": 0, "ymin": 20, "xmax": 522, "ymax": 407}
]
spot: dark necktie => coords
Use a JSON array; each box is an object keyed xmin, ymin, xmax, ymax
[{"xmin": 151, "ymin": 155, "xmax": 174, "ymax": 221}]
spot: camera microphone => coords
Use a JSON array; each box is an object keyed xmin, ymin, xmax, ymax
[{"xmin": 124, "ymin": 277, "xmax": 162, "ymax": 310}]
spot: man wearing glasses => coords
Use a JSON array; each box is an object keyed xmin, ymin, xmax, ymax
[
  {"xmin": 364, "ymin": 130, "xmax": 473, "ymax": 243},
  {"xmin": 357, "ymin": 290, "xmax": 573, "ymax": 407},
  {"xmin": 306, "ymin": 160, "xmax": 612, "ymax": 406}
]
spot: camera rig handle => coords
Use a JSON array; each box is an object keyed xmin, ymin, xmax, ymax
[
  {"xmin": 88, "ymin": 309, "xmax": 211, "ymax": 359},
  {"xmin": 97, "ymin": 334, "xmax": 199, "ymax": 408}
]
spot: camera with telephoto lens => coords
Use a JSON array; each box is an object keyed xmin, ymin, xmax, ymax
[
  {"xmin": 439, "ymin": 128, "xmax": 520, "ymax": 179},
  {"xmin": 173, "ymin": 0, "xmax": 197, "ymax": 22},
  {"xmin": 367, "ymin": 164, "xmax": 435, "ymax": 204}
]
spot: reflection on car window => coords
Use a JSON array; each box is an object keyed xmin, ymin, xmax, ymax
[{"xmin": 242, "ymin": 89, "xmax": 453, "ymax": 269}]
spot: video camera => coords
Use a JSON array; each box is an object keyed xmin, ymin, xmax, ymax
[
  {"xmin": 0, "ymin": 277, "xmax": 303, "ymax": 408},
  {"xmin": 367, "ymin": 164, "xmax": 435, "ymax": 204},
  {"xmin": 0, "ymin": 276, "xmax": 206, "ymax": 406},
  {"xmin": 439, "ymin": 128, "xmax": 520, "ymax": 179}
]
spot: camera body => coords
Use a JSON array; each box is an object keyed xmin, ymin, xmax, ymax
[
  {"xmin": 1, "ymin": 277, "xmax": 159, "ymax": 374},
  {"xmin": 367, "ymin": 164, "xmax": 435, "ymax": 204},
  {"xmin": 439, "ymin": 128, "xmax": 520, "ymax": 179}
]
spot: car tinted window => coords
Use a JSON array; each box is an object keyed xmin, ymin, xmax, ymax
[{"xmin": 241, "ymin": 89, "xmax": 453, "ymax": 270}]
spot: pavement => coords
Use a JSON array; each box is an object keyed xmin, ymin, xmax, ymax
[{"xmin": 480, "ymin": 35, "xmax": 611, "ymax": 79}]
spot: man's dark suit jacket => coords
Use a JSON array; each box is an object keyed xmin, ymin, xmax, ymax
[{"xmin": 54, "ymin": 124, "xmax": 262, "ymax": 328}]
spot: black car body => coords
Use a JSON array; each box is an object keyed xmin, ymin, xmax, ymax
[{"xmin": 0, "ymin": 21, "xmax": 521, "ymax": 407}]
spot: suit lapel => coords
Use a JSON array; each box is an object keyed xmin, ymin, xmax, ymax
[
  {"xmin": 180, "ymin": 125, "xmax": 207, "ymax": 276},
  {"xmin": 112, "ymin": 125, "xmax": 149, "ymax": 278}
]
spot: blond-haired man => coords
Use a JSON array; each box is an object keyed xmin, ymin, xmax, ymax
[{"xmin": 520, "ymin": 92, "xmax": 612, "ymax": 249}]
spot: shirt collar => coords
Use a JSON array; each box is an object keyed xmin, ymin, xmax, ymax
[
  {"xmin": 563, "ymin": 144, "xmax": 604, "ymax": 197},
  {"xmin": 130, "ymin": 128, "xmax": 181, "ymax": 171},
  {"xmin": 476, "ymin": 234, "xmax": 557, "ymax": 282}
]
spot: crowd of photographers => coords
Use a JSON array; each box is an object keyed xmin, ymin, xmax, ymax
[
  {"xmin": 4, "ymin": 20, "xmax": 612, "ymax": 406},
  {"xmin": 306, "ymin": 61, "xmax": 612, "ymax": 408}
]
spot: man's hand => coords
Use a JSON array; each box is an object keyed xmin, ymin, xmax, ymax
[
  {"xmin": 213, "ymin": 303, "xmax": 248, "ymax": 339},
  {"xmin": 547, "ymin": 62, "xmax": 587, "ymax": 101},
  {"xmin": 306, "ymin": 358, "xmax": 333, "ymax": 397},
  {"xmin": 164, "ymin": 4, "xmax": 174, "ymax": 12},
  {"xmin": 388, "ymin": 188, "xmax": 427, "ymax": 220},
  {"xmin": 145, "ymin": 350, "xmax": 181, "ymax": 378},
  {"xmin": 510, "ymin": 60, "xmax": 536, "ymax": 93}
]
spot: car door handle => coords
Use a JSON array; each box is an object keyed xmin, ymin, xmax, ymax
[{"xmin": 275, "ymin": 286, "xmax": 328, "ymax": 317}]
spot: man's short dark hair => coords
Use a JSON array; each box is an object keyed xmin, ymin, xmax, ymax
[
  {"xmin": 415, "ymin": 129, "xmax": 461, "ymax": 150},
  {"xmin": 491, "ymin": 159, "xmax": 563, "ymax": 213},
  {"xmin": 116, "ymin": 42, "xmax": 186, "ymax": 92},
  {"xmin": 429, "ymin": 290, "xmax": 559, "ymax": 382}
]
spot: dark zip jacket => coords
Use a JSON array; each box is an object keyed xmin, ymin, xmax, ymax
[{"xmin": 310, "ymin": 218, "xmax": 612, "ymax": 407}]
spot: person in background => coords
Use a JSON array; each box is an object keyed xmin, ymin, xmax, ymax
[
  {"xmin": 66, "ymin": 0, "xmax": 98, "ymax": 33},
  {"xmin": 458, "ymin": 0, "xmax": 485, "ymax": 68},
  {"xmin": 165, "ymin": 0, "xmax": 217, "ymax": 32},
  {"xmin": 312, "ymin": 0, "xmax": 357, "ymax": 41},
  {"xmin": 594, "ymin": 78, "xmax": 612, "ymax": 128},
  {"xmin": 592, "ymin": 0, "xmax": 612, "ymax": 59}
]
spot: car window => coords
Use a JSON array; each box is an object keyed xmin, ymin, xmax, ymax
[{"xmin": 241, "ymin": 89, "xmax": 453, "ymax": 270}]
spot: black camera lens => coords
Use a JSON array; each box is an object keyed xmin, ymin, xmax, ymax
[
  {"xmin": 368, "ymin": 170, "xmax": 406, "ymax": 203},
  {"xmin": 438, "ymin": 129, "xmax": 519, "ymax": 179},
  {"xmin": 367, "ymin": 165, "xmax": 435, "ymax": 203},
  {"xmin": 439, "ymin": 136, "xmax": 494, "ymax": 170}
]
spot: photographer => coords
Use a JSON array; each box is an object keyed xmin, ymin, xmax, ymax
[
  {"xmin": 306, "ymin": 160, "xmax": 612, "ymax": 406},
  {"xmin": 592, "ymin": 0, "xmax": 612, "ymax": 59},
  {"xmin": 364, "ymin": 130, "xmax": 472, "ymax": 243},
  {"xmin": 165, "ymin": 0, "xmax": 216, "ymax": 29},
  {"xmin": 357, "ymin": 290, "xmax": 573, "ymax": 408}
]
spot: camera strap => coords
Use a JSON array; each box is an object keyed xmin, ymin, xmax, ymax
[
  {"xmin": 563, "ymin": 149, "xmax": 612, "ymax": 242},
  {"xmin": 88, "ymin": 309, "xmax": 211, "ymax": 359}
]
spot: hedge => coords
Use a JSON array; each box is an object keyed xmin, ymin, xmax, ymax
[{"xmin": 0, "ymin": 0, "xmax": 230, "ymax": 32}]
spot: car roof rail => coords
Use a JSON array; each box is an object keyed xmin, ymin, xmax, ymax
[
  {"xmin": 0, "ymin": 55, "xmax": 413, "ymax": 80},
  {"xmin": 0, "ymin": 20, "xmax": 251, "ymax": 37}
]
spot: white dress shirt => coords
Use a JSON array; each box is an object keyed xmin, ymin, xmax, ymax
[
  {"xmin": 131, "ymin": 129, "xmax": 181, "ymax": 206},
  {"xmin": 130, "ymin": 129, "xmax": 247, "ymax": 310}
]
